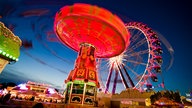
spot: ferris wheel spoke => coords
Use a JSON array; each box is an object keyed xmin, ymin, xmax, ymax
[
  {"xmin": 97, "ymin": 59, "xmax": 109, "ymax": 71},
  {"xmin": 126, "ymin": 49, "xmax": 149, "ymax": 58},
  {"xmin": 125, "ymin": 60, "xmax": 147, "ymax": 66},
  {"xmin": 123, "ymin": 64, "xmax": 140, "ymax": 77},
  {"xmin": 123, "ymin": 65, "xmax": 141, "ymax": 86},
  {"xmin": 129, "ymin": 30, "xmax": 143, "ymax": 45},
  {"xmin": 127, "ymin": 38, "xmax": 147, "ymax": 53}
]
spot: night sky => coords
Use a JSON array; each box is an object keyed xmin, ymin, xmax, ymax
[{"xmin": 0, "ymin": 0, "xmax": 191, "ymax": 95}]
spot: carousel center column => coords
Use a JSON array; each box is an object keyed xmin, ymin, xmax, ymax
[{"xmin": 64, "ymin": 43, "xmax": 100, "ymax": 106}]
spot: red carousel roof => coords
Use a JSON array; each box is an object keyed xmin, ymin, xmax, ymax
[{"xmin": 54, "ymin": 3, "xmax": 130, "ymax": 58}]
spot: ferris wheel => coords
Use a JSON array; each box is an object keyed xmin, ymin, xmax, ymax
[{"xmin": 98, "ymin": 22, "xmax": 163, "ymax": 94}]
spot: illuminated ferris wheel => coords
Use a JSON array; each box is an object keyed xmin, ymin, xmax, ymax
[{"xmin": 98, "ymin": 22, "xmax": 163, "ymax": 94}]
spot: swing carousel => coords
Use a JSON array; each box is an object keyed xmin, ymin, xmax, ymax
[{"xmin": 54, "ymin": 3, "xmax": 130, "ymax": 105}]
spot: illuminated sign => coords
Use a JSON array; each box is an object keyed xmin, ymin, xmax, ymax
[
  {"xmin": 88, "ymin": 70, "xmax": 95, "ymax": 80},
  {"xmin": 76, "ymin": 69, "xmax": 85, "ymax": 78}
]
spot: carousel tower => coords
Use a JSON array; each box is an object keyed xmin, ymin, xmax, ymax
[{"xmin": 54, "ymin": 3, "xmax": 130, "ymax": 105}]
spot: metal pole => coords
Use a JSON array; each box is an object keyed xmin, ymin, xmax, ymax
[
  {"xmin": 112, "ymin": 68, "xmax": 119, "ymax": 94},
  {"xmin": 117, "ymin": 63, "xmax": 129, "ymax": 89},
  {"xmin": 68, "ymin": 82, "xmax": 73, "ymax": 104},
  {"xmin": 82, "ymin": 83, "xmax": 87, "ymax": 105},
  {"xmin": 121, "ymin": 64, "xmax": 135, "ymax": 87},
  {"xmin": 105, "ymin": 62, "xmax": 114, "ymax": 93}
]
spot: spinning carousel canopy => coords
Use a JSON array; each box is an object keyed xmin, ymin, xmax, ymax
[{"xmin": 54, "ymin": 3, "xmax": 130, "ymax": 58}]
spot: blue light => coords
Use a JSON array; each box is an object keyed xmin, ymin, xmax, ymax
[
  {"xmin": 48, "ymin": 88, "xmax": 56, "ymax": 94},
  {"xmin": 18, "ymin": 83, "xmax": 28, "ymax": 90}
]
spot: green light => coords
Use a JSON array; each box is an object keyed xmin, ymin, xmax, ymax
[
  {"xmin": 2, "ymin": 52, "xmax": 6, "ymax": 55},
  {"xmin": 9, "ymin": 55, "xmax": 12, "ymax": 58},
  {"xmin": 6, "ymin": 53, "xmax": 9, "ymax": 57},
  {"xmin": 12, "ymin": 57, "xmax": 16, "ymax": 60},
  {"xmin": 0, "ymin": 50, "xmax": 19, "ymax": 61}
]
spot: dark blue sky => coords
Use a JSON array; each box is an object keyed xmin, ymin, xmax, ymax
[{"xmin": 0, "ymin": 0, "xmax": 191, "ymax": 95}]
